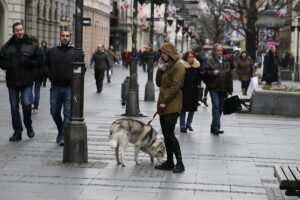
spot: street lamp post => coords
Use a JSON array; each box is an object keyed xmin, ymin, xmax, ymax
[
  {"xmin": 293, "ymin": 3, "xmax": 300, "ymax": 82},
  {"xmin": 125, "ymin": 0, "xmax": 140, "ymax": 115},
  {"xmin": 144, "ymin": 0, "xmax": 155, "ymax": 101},
  {"xmin": 175, "ymin": 19, "xmax": 184, "ymax": 50},
  {"xmin": 63, "ymin": 0, "xmax": 88, "ymax": 163}
]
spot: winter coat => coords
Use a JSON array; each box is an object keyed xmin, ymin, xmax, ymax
[
  {"xmin": 47, "ymin": 43, "xmax": 75, "ymax": 87},
  {"xmin": 156, "ymin": 43, "xmax": 185, "ymax": 115},
  {"xmin": 203, "ymin": 56, "xmax": 233, "ymax": 94},
  {"xmin": 181, "ymin": 58, "xmax": 202, "ymax": 112},
  {"xmin": 90, "ymin": 50, "xmax": 110, "ymax": 71},
  {"xmin": 262, "ymin": 51, "xmax": 279, "ymax": 83},
  {"xmin": 0, "ymin": 34, "xmax": 43, "ymax": 87},
  {"xmin": 235, "ymin": 56, "xmax": 254, "ymax": 81}
]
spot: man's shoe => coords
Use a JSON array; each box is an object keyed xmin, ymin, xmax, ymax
[
  {"xmin": 58, "ymin": 139, "xmax": 64, "ymax": 146},
  {"xmin": 210, "ymin": 130, "xmax": 219, "ymax": 135},
  {"xmin": 186, "ymin": 125, "xmax": 194, "ymax": 131},
  {"xmin": 27, "ymin": 128, "xmax": 35, "ymax": 138},
  {"xmin": 180, "ymin": 127, "xmax": 187, "ymax": 133},
  {"xmin": 173, "ymin": 162, "xmax": 185, "ymax": 173},
  {"xmin": 155, "ymin": 161, "xmax": 174, "ymax": 170},
  {"xmin": 218, "ymin": 130, "xmax": 224, "ymax": 134},
  {"xmin": 32, "ymin": 109, "xmax": 38, "ymax": 114},
  {"xmin": 97, "ymin": 89, "xmax": 102, "ymax": 93},
  {"xmin": 9, "ymin": 133, "xmax": 22, "ymax": 141}
]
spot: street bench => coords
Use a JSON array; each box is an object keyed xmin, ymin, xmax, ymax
[
  {"xmin": 274, "ymin": 165, "xmax": 300, "ymax": 196},
  {"xmin": 238, "ymin": 95, "xmax": 251, "ymax": 110}
]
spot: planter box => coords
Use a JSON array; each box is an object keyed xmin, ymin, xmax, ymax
[
  {"xmin": 251, "ymin": 88, "xmax": 300, "ymax": 117},
  {"xmin": 280, "ymin": 70, "xmax": 292, "ymax": 81}
]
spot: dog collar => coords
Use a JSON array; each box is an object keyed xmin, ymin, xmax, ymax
[{"xmin": 148, "ymin": 137, "xmax": 157, "ymax": 147}]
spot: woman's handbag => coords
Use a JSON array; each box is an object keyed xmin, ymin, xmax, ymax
[{"xmin": 223, "ymin": 95, "xmax": 242, "ymax": 115}]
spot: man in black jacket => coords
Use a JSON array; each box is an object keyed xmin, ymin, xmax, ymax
[
  {"xmin": 203, "ymin": 43, "xmax": 233, "ymax": 135},
  {"xmin": 47, "ymin": 30, "xmax": 74, "ymax": 146},
  {"xmin": 0, "ymin": 22, "xmax": 43, "ymax": 141},
  {"xmin": 90, "ymin": 44, "xmax": 111, "ymax": 93}
]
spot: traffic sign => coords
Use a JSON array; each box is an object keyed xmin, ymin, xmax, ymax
[
  {"xmin": 174, "ymin": 14, "xmax": 198, "ymax": 19},
  {"xmin": 173, "ymin": 0, "xmax": 199, "ymax": 4},
  {"xmin": 146, "ymin": 18, "xmax": 164, "ymax": 21}
]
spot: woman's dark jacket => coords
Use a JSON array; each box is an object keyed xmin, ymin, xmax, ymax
[
  {"xmin": 203, "ymin": 56, "xmax": 233, "ymax": 94},
  {"xmin": 47, "ymin": 43, "xmax": 75, "ymax": 87},
  {"xmin": 262, "ymin": 51, "xmax": 279, "ymax": 83},
  {"xmin": 180, "ymin": 58, "xmax": 202, "ymax": 112},
  {"xmin": 0, "ymin": 34, "xmax": 43, "ymax": 87}
]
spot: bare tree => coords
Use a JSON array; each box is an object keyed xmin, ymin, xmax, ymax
[
  {"xmin": 223, "ymin": 0, "xmax": 294, "ymax": 60},
  {"xmin": 200, "ymin": 0, "xmax": 228, "ymax": 43}
]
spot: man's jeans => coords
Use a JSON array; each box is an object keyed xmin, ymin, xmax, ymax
[
  {"xmin": 50, "ymin": 86, "xmax": 71, "ymax": 141},
  {"xmin": 209, "ymin": 91, "xmax": 227, "ymax": 132},
  {"xmin": 180, "ymin": 111, "xmax": 194, "ymax": 128},
  {"xmin": 33, "ymin": 81, "xmax": 42, "ymax": 109},
  {"xmin": 8, "ymin": 86, "xmax": 33, "ymax": 134}
]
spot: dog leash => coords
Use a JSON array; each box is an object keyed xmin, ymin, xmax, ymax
[{"xmin": 147, "ymin": 112, "xmax": 158, "ymax": 125}]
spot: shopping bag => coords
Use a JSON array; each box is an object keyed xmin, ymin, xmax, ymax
[
  {"xmin": 197, "ymin": 87, "xmax": 204, "ymax": 101},
  {"xmin": 250, "ymin": 76, "xmax": 259, "ymax": 89},
  {"xmin": 223, "ymin": 95, "xmax": 242, "ymax": 115}
]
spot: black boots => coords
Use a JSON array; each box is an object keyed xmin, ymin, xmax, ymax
[
  {"xmin": 173, "ymin": 162, "xmax": 185, "ymax": 173},
  {"xmin": 155, "ymin": 161, "xmax": 174, "ymax": 170},
  {"xmin": 9, "ymin": 133, "xmax": 22, "ymax": 141},
  {"xmin": 27, "ymin": 127, "xmax": 35, "ymax": 138}
]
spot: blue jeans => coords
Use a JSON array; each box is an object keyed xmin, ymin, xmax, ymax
[
  {"xmin": 209, "ymin": 91, "xmax": 227, "ymax": 132},
  {"xmin": 33, "ymin": 81, "xmax": 42, "ymax": 109},
  {"xmin": 8, "ymin": 86, "xmax": 33, "ymax": 134},
  {"xmin": 180, "ymin": 111, "xmax": 194, "ymax": 128},
  {"xmin": 50, "ymin": 86, "xmax": 71, "ymax": 141}
]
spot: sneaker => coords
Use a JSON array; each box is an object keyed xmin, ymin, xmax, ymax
[
  {"xmin": 27, "ymin": 127, "xmax": 35, "ymax": 138},
  {"xmin": 9, "ymin": 133, "xmax": 22, "ymax": 141},
  {"xmin": 58, "ymin": 139, "xmax": 64, "ymax": 146},
  {"xmin": 173, "ymin": 162, "xmax": 185, "ymax": 173},
  {"xmin": 154, "ymin": 161, "xmax": 174, "ymax": 170},
  {"xmin": 32, "ymin": 109, "xmax": 38, "ymax": 114}
]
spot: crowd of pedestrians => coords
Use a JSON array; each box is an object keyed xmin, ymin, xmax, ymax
[{"xmin": 0, "ymin": 22, "xmax": 294, "ymax": 175}]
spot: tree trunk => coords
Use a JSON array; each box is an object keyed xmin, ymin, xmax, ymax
[{"xmin": 246, "ymin": 31, "xmax": 257, "ymax": 61}]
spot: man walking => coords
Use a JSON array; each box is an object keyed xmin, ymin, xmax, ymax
[
  {"xmin": 47, "ymin": 30, "xmax": 74, "ymax": 146},
  {"xmin": 0, "ymin": 22, "xmax": 43, "ymax": 141},
  {"xmin": 90, "ymin": 44, "xmax": 111, "ymax": 93},
  {"xmin": 203, "ymin": 43, "xmax": 233, "ymax": 135}
]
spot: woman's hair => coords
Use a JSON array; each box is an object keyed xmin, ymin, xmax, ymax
[
  {"xmin": 182, "ymin": 50, "xmax": 194, "ymax": 61},
  {"xmin": 240, "ymin": 51, "xmax": 247, "ymax": 57}
]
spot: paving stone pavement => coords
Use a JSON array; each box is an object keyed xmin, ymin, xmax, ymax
[{"xmin": 0, "ymin": 66, "xmax": 300, "ymax": 200}]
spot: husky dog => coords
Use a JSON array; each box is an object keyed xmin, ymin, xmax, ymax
[{"xmin": 109, "ymin": 119, "xmax": 165, "ymax": 166}]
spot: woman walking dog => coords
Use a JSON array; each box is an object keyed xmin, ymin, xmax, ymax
[{"xmin": 155, "ymin": 42, "xmax": 185, "ymax": 173}]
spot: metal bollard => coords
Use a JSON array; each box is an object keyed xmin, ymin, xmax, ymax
[{"xmin": 121, "ymin": 76, "xmax": 130, "ymax": 106}]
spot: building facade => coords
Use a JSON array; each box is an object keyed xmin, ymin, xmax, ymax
[
  {"xmin": 83, "ymin": 0, "xmax": 110, "ymax": 60},
  {"xmin": 0, "ymin": 0, "xmax": 76, "ymax": 47}
]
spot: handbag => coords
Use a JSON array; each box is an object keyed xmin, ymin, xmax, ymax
[{"xmin": 223, "ymin": 95, "xmax": 242, "ymax": 115}]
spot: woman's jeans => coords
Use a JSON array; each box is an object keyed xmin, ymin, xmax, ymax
[
  {"xmin": 50, "ymin": 86, "xmax": 71, "ymax": 141},
  {"xmin": 8, "ymin": 86, "xmax": 33, "ymax": 134},
  {"xmin": 180, "ymin": 111, "xmax": 194, "ymax": 128},
  {"xmin": 209, "ymin": 91, "xmax": 227, "ymax": 132},
  {"xmin": 33, "ymin": 81, "xmax": 42, "ymax": 109},
  {"xmin": 159, "ymin": 113, "xmax": 183, "ymax": 164}
]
